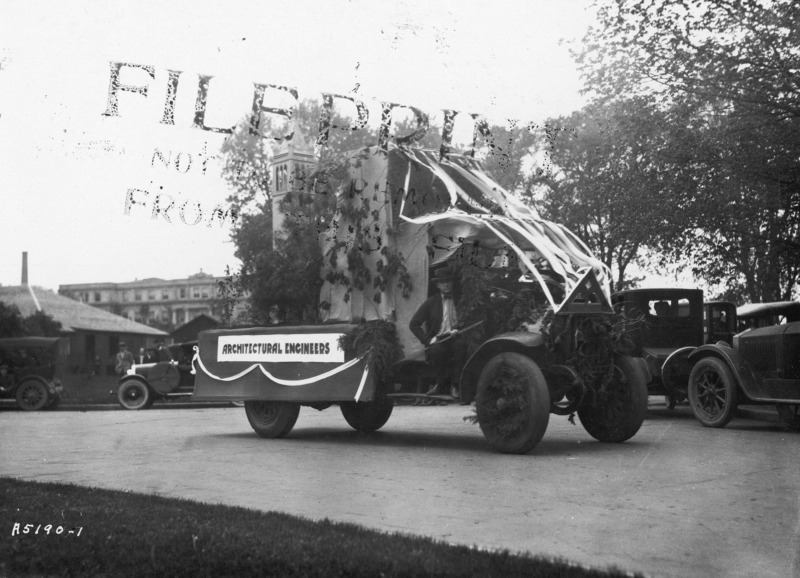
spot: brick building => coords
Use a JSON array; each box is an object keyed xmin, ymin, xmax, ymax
[{"xmin": 59, "ymin": 271, "xmax": 245, "ymax": 330}]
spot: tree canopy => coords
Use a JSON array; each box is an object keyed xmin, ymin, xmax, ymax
[
  {"xmin": 0, "ymin": 303, "xmax": 63, "ymax": 338},
  {"xmin": 566, "ymin": 0, "xmax": 800, "ymax": 301}
]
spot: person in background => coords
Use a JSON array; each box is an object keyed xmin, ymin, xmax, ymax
[
  {"xmin": 115, "ymin": 343, "xmax": 134, "ymax": 375},
  {"xmin": 154, "ymin": 339, "xmax": 173, "ymax": 362}
]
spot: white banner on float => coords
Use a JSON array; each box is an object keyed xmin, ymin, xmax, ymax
[{"xmin": 217, "ymin": 334, "xmax": 346, "ymax": 363}]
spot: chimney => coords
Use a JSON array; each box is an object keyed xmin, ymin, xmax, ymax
[{"xmin": 21, "ymin": 252, "xmax": 28, "ymax": 286}]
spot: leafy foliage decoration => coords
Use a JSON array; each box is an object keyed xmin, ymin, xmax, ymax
[{"xmin": 338, "ymin": 320, "xmax": 404, "ymax": 385}]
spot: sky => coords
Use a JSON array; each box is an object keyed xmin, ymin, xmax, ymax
[{"xmin": 0, "ymin": 0, "xmax": 599, "ymax": 291}]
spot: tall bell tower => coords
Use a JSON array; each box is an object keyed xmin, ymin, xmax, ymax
[{"xmin": 271, "ymin": 126, "xmax": 317, "ymax": 238}]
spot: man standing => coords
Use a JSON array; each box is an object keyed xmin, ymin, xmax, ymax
[
  {"xmin": 115, "ymin": 343, "xmax": 134, "ymax": 375},
  {"xmin": 409, "ymin": 266, "xmax": 468, "ymax": 398},
  {"xmin": 154, "ymin": 339, "xmax": 173, "ymax": 362}
]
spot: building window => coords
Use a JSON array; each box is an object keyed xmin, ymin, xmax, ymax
[
  {"xmin": 192, "ymin": 287, "xmax": 201, "ymax": 299},
  {"xmin": 162, "ymin": 290, "xmax": 170, "ymax": 300},
  {"xmin": 201, "ymin": 287, "xmax": 210, "ymax": 299},
  {"xmin": 148, "ymin": 291, "xmax": 156, "ymax": 301},
  {"xmin": 134, "ymin": 291, "xmax": 142, "ymax": 302},
  {"xmin": 122, "ymin": 292, "xmax": 128, "ymax": 302},
  {"xmin": 94, "ymin": 292, "xmax": 101, "ymax": 302},
  {"xmin": 179, "ymin": 288, "xmax": 186, "ymax": 299}
]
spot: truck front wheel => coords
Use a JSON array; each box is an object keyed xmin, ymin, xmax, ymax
[
  {"xmin": 475, "ymin": 353, "xmax": 550, "ymax": 454},
  {"xmin": 688, "ymin": 357, "xmax": 738, "ymax": 428},
  {"xmin": 577, "ymin": 355, "xmax": 648, "ymax": 443},
  {"xmin": 245, "ymin": 401, "xmax": 300, "ymax": 438},
  {"xmin": 340, "ymin": 398, "xmax": 394, "ymax": 432}
]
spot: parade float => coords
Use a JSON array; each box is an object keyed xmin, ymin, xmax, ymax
[{"xmin": 192, "ymin": 144, "xmax": 649, "ymax": 454}]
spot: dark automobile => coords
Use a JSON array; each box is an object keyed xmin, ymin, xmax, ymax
[
  {"xmin": 612, "ymin": 288, "xmax": 737, "ymax": 407},
  {"xmin": 116, "ymin": 341, "xmax": 196, "ymax": 410},
  {"xmin": 0, "ymin": 337, "xmax": 65, "ymax": 411},
  {"xmin": 687, "ymin": 307, "xmax": 800, "ymax": 431},
  {"xmin": 736, "ymin": 301, "xmax": 800, "ymax": 331}
]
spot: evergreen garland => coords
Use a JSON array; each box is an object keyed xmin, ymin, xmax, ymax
[{"xmin": 338, "ymin": 320, "xmax": 405, "ymax": 385}]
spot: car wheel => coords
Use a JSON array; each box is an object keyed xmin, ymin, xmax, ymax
[
  {"xmin": 577, "ymin": 355, "xmax": 648, "ymax": 443},
  {"xmin": 340, "ymin": 398, "xmax": 394, "ymax": 432},
  {"xmin": 475, "ymin": 353, "xmax": 550, "ymax": 454},
  {"xmin": 117, "ymin": 379, "xmax": 152, "ymax": 410},
  {"xmin": 688, "ymin": 357, "xmax": 738, "ymax": 428},
  {"xmin": 15, "ymin": 380, "xmax": 50, "ymax": 411},
  {"xmin": 776, "ymin": 404, "xmax": 800, "ymax": 432},
  {"xmin": 245, "ymin": 401, "xmax": 300, "ymax": 438}
]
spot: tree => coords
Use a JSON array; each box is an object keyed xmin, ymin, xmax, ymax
[
  {"xmin": 23, "ymin": 310, "xmax": 63, "ymax": 337},
  {"xmin": 220, "ymin": 99, "xmax": 442, "ymax": 323},
  {"xmin": 576, "ymin": 0, "xmax": 800, "ymax": 301},
  {"xmin": 524, "ymin": 99, "xmax": 672, "ymax": 290},
  {"xmin": 0, "ymin": 302, "xmax": 25, "ymax": 337},
  {"xmin": 0, "ymin": 303, "xmax": 62, "ymax": 338}
]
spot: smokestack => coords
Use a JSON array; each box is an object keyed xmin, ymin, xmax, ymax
[{"xmin": 21, "ymin": 252, "xmax": 28, "ymax": 286}]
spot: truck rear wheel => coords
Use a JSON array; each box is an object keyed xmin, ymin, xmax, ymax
[
  {"xmin": 245, "ymin": 401, "xmax": 300, "ymax": 438},
  {"xmin": 340, "ymin": 398, "xmax": 394, "ymax": 432},
  {"xmin": 578, "ymin": 355, "xmax": 648, "ymax": 443},
  {"xmin": 688, "ymin": 357, "xmax": 738, "ymax": 428},
  {"xmin": 475, "ymin": 353, "xmax": 550, "ymax": 454}
]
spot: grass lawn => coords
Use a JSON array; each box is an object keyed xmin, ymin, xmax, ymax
[{"xmin": 1, "ymin": 477, "xmax": 641, "ymax": 577}]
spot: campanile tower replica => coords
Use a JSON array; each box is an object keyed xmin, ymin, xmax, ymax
[{"xmin": 271, "ymin": 126, "xmax": 317, "ymax": 239}]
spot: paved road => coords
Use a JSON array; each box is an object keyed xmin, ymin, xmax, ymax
[{"xmin": 1, "ymin": 401, "xmax": 798, "ymax": 578}]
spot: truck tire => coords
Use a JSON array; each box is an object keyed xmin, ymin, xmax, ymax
[
  {"xmin": 340, "ymin": 398, "xmax": 394, "ymax": 432},
  {"xmin": 117, "ymin": 379, "xmax": 151, "ymax": 410},
  {"xmin": 475, "ymin": 353, "xmax": 550, "ymax": 454},
  {"xmin": 245, "ymin": 401, "xmax": 300, "ymax": 438},
  {"xmin": 688, "ymin": 357, "xmax": 738, "ymax": 428},
  {"xmin": 578, "ymin": 355, "xmax": 648, "ymax": 443},
  {"xmin": 15, "ymin": 380, "xmax": 50, "ymax": 411}
]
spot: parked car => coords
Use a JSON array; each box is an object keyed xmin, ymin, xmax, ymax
[
  {"xmin": 116, "ymin": 341, "xmax": 196, "ymax": 410},
  {"xmin": 611, "ymin": 288, "xmax": 737, "ymax": 408},
  {"xmin": 0, "ymin": 337, "xmax": 65, "ymax": 411},
  {"xmin": 687, "ymin": 302, "xmax": 800, "ymax": 431},
  {"xmin": 736, "ymin": 301, "xmax": 800, "ymax": 331}
]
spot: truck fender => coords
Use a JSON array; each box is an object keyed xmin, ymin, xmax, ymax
[
  {"xmin": 687, "ymin": 344, "xmax": 760, "ymax": 401},
  {"xmin": 459, "ymin": 332, "xmax": 548, "ymax": 403}
]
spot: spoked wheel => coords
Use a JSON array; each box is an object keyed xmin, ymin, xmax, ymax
[
  {"xmin": 688, "ymin": 357, "xmax": 738, "ymax": 428},
  {"xmin": 340, "ymin": 398, "xmax": 394, "ymax": 432},
  {"xmin": 577, "ymin": 356, "xmax": 648, "ymax": 443},
  {"xmin": 15, "ymin": 380, "xmax": 50, "ymax": 411},
  {"xmin": 117, "ymin": 379, "xmax": 152, "ymax": 410},
  {"xmin": 776, "ymin": 404, "xmax": 800, "ymax": 432},
  {"xmin": 245, "ymin": 401, "xmax": 300, "ymax": 438},
  {"xmin": 475, "ymin": 353, "xmax": 550, "ymax": 454}
]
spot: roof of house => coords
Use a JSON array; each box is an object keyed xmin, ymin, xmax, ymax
[
  {"xmin": 0, "ymin": 285, "xmax": 167, "ymax": 336},
  {"xmin": 170, "ymin": 313, "xmax": 221, "ymax": 336}
]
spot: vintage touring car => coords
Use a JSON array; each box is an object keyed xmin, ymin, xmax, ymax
[
  {"xmin": 116, "ymin": 341, "xmax": 197, "ymax": 409},
  {"xmin": 611, "ymin": 288, "xmax": 737, "ymax": 408},
  {"xmin": 192, "ymin": 146, "xmax": 649, "ymax": 454},
  {"xmin": 0, "ymin": 337, "xmax": 65, "ymax": 411},
  {"xmin": 686, "ymin": 302, "xmax": 800, "ymax": 431}
]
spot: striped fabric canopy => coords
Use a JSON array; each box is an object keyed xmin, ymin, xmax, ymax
[{"xmin": 395, "ymin": 148, "xmax": 612, "ymax": 311}]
